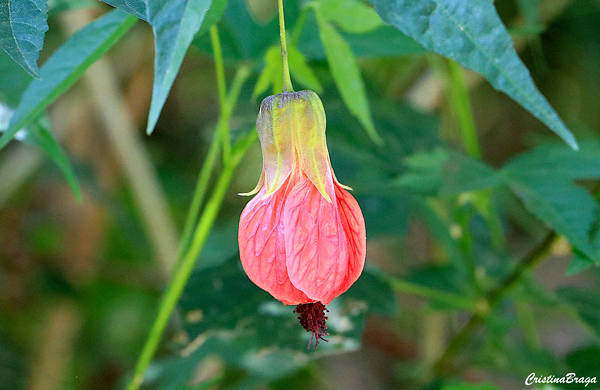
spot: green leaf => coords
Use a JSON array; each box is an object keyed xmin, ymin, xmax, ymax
[
  {"xmin": 565, "ymin": 256, "xmax": 593, "ymax": 275},
  {"xmin": 297, "ymin": 12, "xmax": 425, "ymax": 60},
  {"xmin": 503, "ymin": 141, "xmax": 600, "ymax": 180},
  {"xmin": 396, "ymin": 149, "xmax": 502, "ymax": 195},
  {"xmin": 318, "ymin": 0, "xmax": 383, "ymax": 34},
  {"xmin": 565, "ymin": 346, "xmax": 600, "ymax": 379},
  {"xmin": 288, "ymin": 46, "xmax": 322, "ymax": 93},
  {"xmin": 411, "ymin": 198, "xmax": 469, "ymax": 275},
  {"xmin": 142, "ymin": 256, "xmax": 396, "ymax": 388},
  {"xmin": 506, "ymin": 177, "xmax": 599, "ymax": 264},
  {"xmin": 252, "ymin": 44, "xmax": 321, "ymax": 99},
  {"xmin": 369, "ymin": 0, "xmax": 579, "ymax": 150},
  {"xmin": 558, "ymin": 287, "xmax": 600, "ymax": 338},
  {"xmin": 0, "ymin": 49, "xmax": 31, "ymax": 107},
  {"xmin": 196, "ymin": 0, "xmax": 228, "ymax": 37},
  {"xmin": 146, "ymin": 0, "xmax": 211, "ymax": 135},
  {"xmin": 356, "ymin": 192, "xmax": 410, "ymax": 237},
  {"xmin": 0, "ymin": 9, "xmax": 137, "ymax": 150},
  {"xmin": 316, "ymin": 12, "xmax": 383, "ymax": 145},
  {"xmin": 101, "ymin": 0, "xmax": 148, "ymax": 21},
  {"xmin": 18, "ymin": 116, "xmax": 82, "ymax": 202},
  {"xmin": 252, "ymin": 45, "xmax": 282, "ymax": 99},
  {"xmin": 0, "ymin": 0, "xmax": 48, "ymax": 77}
]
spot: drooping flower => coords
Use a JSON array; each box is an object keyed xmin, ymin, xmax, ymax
[{"xmin": 238, "ymin": 90, "xmax": 366, "ymax": 344}]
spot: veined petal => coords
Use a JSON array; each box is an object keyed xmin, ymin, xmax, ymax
[
  {"xmin": 257, "ymin": 95, "xmax": 294, "ymax": 196},
  {"xmin": 288, "ymin": 91, "xmax": 332, "ymax": 203},
  {"xmin": 239, "ymin": 180, "xmax": 311, "ymax": 305},
  {"xmin": 332, "ymin": 182, "xmax": 366, "ymax": 295},
  {"xmin": 283, "ymin": 171, "xmax": 349, "ymax": 304},
  {"xmin": 258, "ymin": 91, "xmax": 332, "ymax": 201}
]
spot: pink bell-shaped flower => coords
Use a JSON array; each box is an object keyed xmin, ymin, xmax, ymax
[{"xmin": 238, "ymin": 90, "xmax": 366, "ymax": 308}]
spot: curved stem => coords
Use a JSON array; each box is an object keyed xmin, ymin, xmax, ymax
[
  {"xmin": 126, "ymin": 132, "xmax": 255, "ymax": 390},
  {"xmin": 176, "ymin": 66, "xmax": 251, "ymax": 266},
  {"xmin": 432, "ymin": 231, "xmax": 556, "ymax": 376},
  {"xmin": 176, "ymin": 127, "xmax": 222, "ymax": 266},
  {"xmin": 278, "ymin": 0, "xmax": 294, "ymax": 92},
  {"xmin": 210, "ymin": 26, "xmax": 227, "ymax": 108},
  {"xmin": 210, "ymin": 25, "xmax": 230, "ymax": 161},
  {"xmin": 126, "ymin": 58, "xmax": 252, "ymax": 390},
  {"xmin": 446, "ymin": 59, "xmax": 481, "ymax": 159}
]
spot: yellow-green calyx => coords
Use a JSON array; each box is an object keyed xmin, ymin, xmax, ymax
[{"xmin": 251, "ymin": 90, "xmax": 332, "ymax": 202}]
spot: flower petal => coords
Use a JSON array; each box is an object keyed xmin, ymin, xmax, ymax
[
  {"xmin": 283, "ymin": 172, "xmax": 349, "ymax": 304},
  {"xmin": 333, "ymin": 182, "xmax": 366, "ymax": 294},
  {"xmin": 239, "ymin": 182, "xmax": 311, "ymax": 305},
  {"xmin": 257, "ymin": 95, "xmax": 294, "ymax": 196}
]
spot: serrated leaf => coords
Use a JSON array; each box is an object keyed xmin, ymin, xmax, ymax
[
  {"xmin": 506, "ymin": 177, "xmax": 599, "ymax": 264},
  {"xmin": 316, "ymin": 12, "xmax": 383, "ymax": 145},
  {"xmin": 396, "ymin": 149, "xmax": 502, "ymax": 195},
  {"xmin": 179, "ymin": 256, "xmax": 394, "ymax": 345},
  {"xmin": 146, "ymin": 0, "xmax": 212, "ymax": 135},
  {"xmin": 369, "ymin": 0, "xmax": 579, "ymax": 150},
  {"xmin": 319, "ymin": 0, "xmax": 383, "ymax": 34},
  {"xmin": 142, "ymin": 256, "xmax": 396, "ymax": 389},
  {"xmin": 1, "ymin": 106, "xmax": 81, "ymax": 201},
  {"xmin": 558, "ymin": 287, "xmax": 600, "ymax": 338},
  {"xmin": 0, "ymin": 0, "xmax": 48, "ymax": 77},
  {"xmin": 503, "ymin": 141, "xmax": 600, "ymax": 180},
  {"xmin": 18, "ymin": 116, "xmax": 82, "ymax": 201},
  {"xmin": 0, "ymin": 9, "xmax": 137, "ymax": 150},
  {"xmin": 101, "ymin": 0, "xmax": 148, "ymax": 21},
  {"xmin": 0, "ymin": 49, "xmax": 31, "ymax": 106}
]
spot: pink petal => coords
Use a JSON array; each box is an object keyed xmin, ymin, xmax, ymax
[
  {"xmin": 238, "ymin": 180, "xmax": 311, "ymax": 305},
  {"xmin": 332, "ymin": 182, "xmax": 366, "ymax": 295},
  {"xmin": 283, "ymin": 172, "xmax": 350, "ymax": 304}
]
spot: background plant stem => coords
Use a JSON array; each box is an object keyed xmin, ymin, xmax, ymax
[
  {"xmin": 126, "ymin": 30, "xmax": 253, "ymax": 390},
  {"xmin": 446, "ymin": 59, "xmax": 481, "ymax": 159},
  {"xmin": 176, "ymin": 65, "xmax": 251, "ymax": 267},
  {"xmin": 432, "ymin": 231, "xmax": 556, "ymax": 376},
  {"xmin": 127, "ymin": 150, "xmax": 249, "ymax": 390},
  {"xmin": 210, "ymin": 26, "xmax": 230, "ymax": 161}
]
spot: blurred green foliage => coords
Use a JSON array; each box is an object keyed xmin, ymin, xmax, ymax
[{"xmin": 1, "ymin": 0, "xmax": 600, "ymax": 390}]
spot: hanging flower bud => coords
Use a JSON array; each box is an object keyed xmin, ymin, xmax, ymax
[{"xmin": 238, "ymin": 90, "xmax": 366, "ymax": 346}]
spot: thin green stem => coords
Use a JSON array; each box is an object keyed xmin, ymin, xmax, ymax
[
  {"xmin": 176, "ymin": 66, "xmax": 251, "ymax": 267},
  {"xmin": 176, "ymin": 129, "xmax": 223, "ymax": 266},
  {"xmin": 224, "ymin": 65, "xmax": 252, "ymax": 116},
  {"xmin": 432, "ymin": 232, "xmax": 556, "ymax": 376},
  {"xmin": 446, "ymin": 59, "xmax": 481, "ymax": 159},
  {"xmin": 277, "ymin": 0, "xmax": 294, "ymax": 92},
  {"xmin": 126, "ymin": 133, "xmax": 255, "ymax": 390},
  {"xmin": 210, "ymin": 25, "xmax": 230, "ymax": 161},
  {"xmin": 210, "ymin": 26, "xmax": 227, "ymax": 110},
  {"xmin": 434, "ymin": 56, "xmax": 505, "ymax": 250},
  {"xmin": 516, "ymin": 302, "xmax": 541, "ymax": 350}
]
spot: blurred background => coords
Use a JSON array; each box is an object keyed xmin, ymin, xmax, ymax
[{"xmin": 1, "ymin": 0, "xmax": 600, "ymax": 389}]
